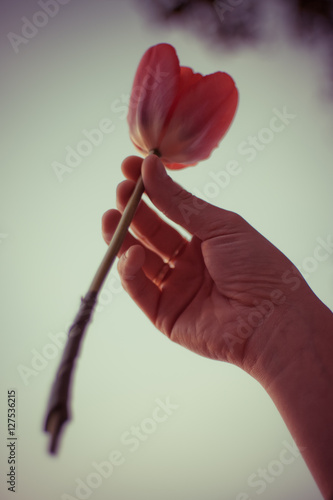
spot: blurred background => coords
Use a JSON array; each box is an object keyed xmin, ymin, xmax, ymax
[{"xmin": 1, "ymin": 1, "xmax": 332, "ymax": 499}]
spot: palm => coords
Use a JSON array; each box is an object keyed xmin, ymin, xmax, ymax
[
  {"xmin": 154, "ymin": 236, "xmax": 224, "ymax": 356},
  {"xmin": 103, "ymin": 155, "xmax": 303, "ymax": 369},
  {"xmin": 151, "ymin": 221, "xmax": 298, "ymax": 365}
]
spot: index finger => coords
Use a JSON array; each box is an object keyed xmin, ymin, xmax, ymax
[{"xmin": 121, "ymin": 156, "xmax": 143, "ymax": 181}]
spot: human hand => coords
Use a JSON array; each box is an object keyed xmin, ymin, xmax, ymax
[
  {"xmin": 102, "ymin": 154, "xmax": 333, "ymax": 498},
  {"xmin": 102, "ymin": 155, "xmax": 314, "ymax": 374}
]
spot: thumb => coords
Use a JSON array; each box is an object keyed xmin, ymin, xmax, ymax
[{"xmin": 141, "ymin": 154, "xmax": 237, "ymax": 240}]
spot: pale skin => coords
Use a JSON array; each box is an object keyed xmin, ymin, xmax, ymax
[{"xmin": 102, "ymin": 154, "xmax": 333, "ymax": 499}]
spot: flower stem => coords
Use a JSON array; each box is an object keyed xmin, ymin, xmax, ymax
[
  {"xmin": 89, "ymin": 175, "xmax": 144, "ymax": 293},
  {"xmin": 44, "ymin": 173, "xmax": 145, "ymax": 454}
]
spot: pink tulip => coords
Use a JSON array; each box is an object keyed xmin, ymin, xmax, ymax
[
  {"xmin": 43, "ymin": 44, "xmax": 238, "ymax": 455},
  {"xmin": 127, "ymin": 43, "xmax": 238, "ymax": 170}
]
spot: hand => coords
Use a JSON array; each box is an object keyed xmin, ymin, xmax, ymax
[
  {"xmin": 102, "ymin": 155, "xmax": 333, "ymax": 497},
  {"xmin": 102, "ymin": 155, "xmax": 313, "ymax": 373}
]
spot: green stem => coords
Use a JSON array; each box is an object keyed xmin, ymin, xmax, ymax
[
  {"xmin": 44, "ymin": 168, "xmax": 146, "ymax": 454},
  {"xmin": 89, "ymin": 175, "xmax": 144, "ymax": 293}
]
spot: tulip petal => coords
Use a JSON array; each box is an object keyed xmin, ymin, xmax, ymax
[
  {"xmin": 178, "ymin": 66, "xmax": 203, "ymax": 93},
  {"xmin": 159, "ymin": 72, "xmax": 238, "ymax": 168},
  {"xmin": 127, "ymin": 44, "xmax": 180, "ymax": 155}
]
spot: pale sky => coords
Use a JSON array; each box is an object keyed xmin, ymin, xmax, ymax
[{"xmin": 1, "ymin": 1, "xmax": 332, "ymax": 499}]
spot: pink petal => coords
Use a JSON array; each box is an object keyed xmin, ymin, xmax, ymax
[
  {"xmin": 178, "ymin": 66, "xmax": 203, "ymax": 93},
  {"xmin": 161, "ymin": 160, "xmax": 198, "ymax": 170},
  {"xmin": 127, "ymin": 44, "xmax": 180, "ymax": 155},
  {"xmin": 159, "ymin": 72, "xmax": 238, "ymax": 168},
  {"xmin": 155, "ymin": 66, "xmax": 203, "ymax": 153}
]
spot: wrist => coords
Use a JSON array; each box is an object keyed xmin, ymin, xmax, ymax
[
  {"xmin": 243, "ymin": 280, "xmax": 333, "ymax": 388},
  {"xmin": 243, "ymin": 282, "xmax": 333, "ymax": 499}
]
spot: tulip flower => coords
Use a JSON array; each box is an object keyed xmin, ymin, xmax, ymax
[
  {"xmin": 128, "ymin": 43, "xmax": 238, "ymax": 169},
  {"xmin": 44, "ymin": 43, "xmax": 238, "ymax": 455}
]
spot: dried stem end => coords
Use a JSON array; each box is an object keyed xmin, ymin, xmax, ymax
[
  {"xmin": 44, "ymin": 172, "xmax": 146, "ymax": 455},
  {"xmin": 44, "ymin": 292, "xmax": 97, "ymax": 455}
]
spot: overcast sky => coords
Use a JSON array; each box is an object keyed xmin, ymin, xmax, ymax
[{"xmin": 1, "ymin": 1, "xmax": 332, "ymax": 499}]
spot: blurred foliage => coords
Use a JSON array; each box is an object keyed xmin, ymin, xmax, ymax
[{"xmin": 136, "ymin": 0, "xmax": 333, "ymax": 51}]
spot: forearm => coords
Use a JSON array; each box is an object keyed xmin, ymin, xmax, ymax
[{"xmin": 251, "ymin": 292, "xmax": 333, "ymax": 499}]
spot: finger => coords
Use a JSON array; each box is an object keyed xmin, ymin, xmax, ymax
[
  {"xmin": 116, "ymin": 179, "xmax": 188, "ymax": 261},
  {"xmin": 142, "ymin": 154, "xmax": 241, "ymax": 240},
  {"xmin": 121, "ymin": 156, "xmax": 143, "ymax": 182},
  {"xmin": 117, "ymin": 245, "xmax": 161, "ymax": 324},
  {"xmin": 101, "ymin": 209, "xmax": 121, "ymax": 245},
  {"xmin": 101, "ymin": 208, "xmax": 166, "ymax": 281}
]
